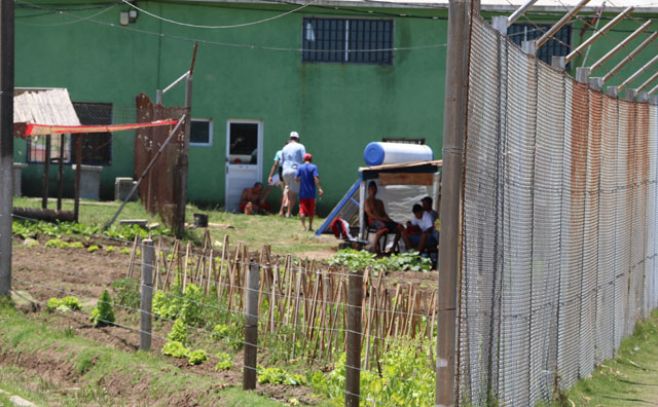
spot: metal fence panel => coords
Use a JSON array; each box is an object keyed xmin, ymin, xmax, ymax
[{"xmin": 459, "ymin": 17, "xmax": 657, "ymax": 405}]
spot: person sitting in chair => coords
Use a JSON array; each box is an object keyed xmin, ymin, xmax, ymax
[
  {"xmin": 403, "ymin": 204, "xmax": 438, "ymax": 254},
  {"xmin": 239, "ymin": 182, "xmax": 271, "ymax": 215},
  {"xmin": 364, "ymin": 181, "xmax": 403, "ymax": 254}
]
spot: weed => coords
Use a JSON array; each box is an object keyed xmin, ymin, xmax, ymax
[
  {"xmin": 111, "ymin": 278, "xmax": 140, "ymax": 310},
  {"xmin": 87, "ymin": 245, "xmax": 100, "ymax": 253},
  {"xmin": 90, "ymin": 290, "xmax": 115, "ymax": 327}
]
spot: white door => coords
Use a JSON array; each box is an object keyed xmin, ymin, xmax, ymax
[{"xmin": 225, "ymin": 120, "xmax": 263, "ymax": 212}]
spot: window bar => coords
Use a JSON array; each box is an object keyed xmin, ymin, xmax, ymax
[{"xmin": 345, "ymin": 20, "xmax": 350, "ymax": 63}]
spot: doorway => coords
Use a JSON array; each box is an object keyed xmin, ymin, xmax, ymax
[{"xmin": 225, "ymin": 120, "xmax": 262, "ymax": 212}]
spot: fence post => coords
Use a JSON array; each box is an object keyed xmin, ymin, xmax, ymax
[
  {"xmin": 243, "ymin": 259, "xmax": 259, "ymax": 390},
  {"xmin": 140, "ymin": 239, "xmax": 155, "ymax": 351},
  {"xmin": 345, "ymin": 270, "xmax": 363, "ymax": 407}
]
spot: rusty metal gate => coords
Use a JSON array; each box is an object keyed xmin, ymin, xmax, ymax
[{"xmin": 134, "ymin": 94, "xmax": 187, "ymax": 231}]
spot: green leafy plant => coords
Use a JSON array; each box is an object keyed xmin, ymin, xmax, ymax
[
  {"xmin": 105, "ymin": 245, "xmax": 117, "ymax": 253},
  {"xmin": 211, "ymin": 323, "xmax": 243, "ymax": 350},
  {"xmin": 329, "ymin": 249, "xmax": 382, "ymax": 272},
  {"xmin": 187, "ymin": 349, "xmax": 208, "ymax": 365},
  {"xmin": 90, "ymin": 290, "xmax": 115, "ymax": 327},
  {"xmin": 111, "ymin": 278, "xmax": 140, "ymax": 309},
  {"xmin": 311, "ymin": 339, "xmax": 435, "ymax": 406},
  {"xmin": 167, "ymin": 318, "xmax": 188, "ymax": 344},
  {"xmin": 152, "ymin": 284, "xmax": 204, "ymax": 326},
  {"xmin": 378, "ymin": 252, "xmax": 432, "ymax": 272},
  {"xmin": 258, "ymin": 367, "xmax": 306, "ymax": 386},
  {"xmin": 162, "ymin": 340, "xmax": 189, "ymax": 358},
  {"xmin": 46, "ymin": 296, "xmax": 81, "ymax": 312},
  {"xmin": 87, "ymin": 245, "xmax": 100, "ymax": 253},
  {"xmin": 214, "ymin": 352, "xmax": 233, "ymax": 371}
]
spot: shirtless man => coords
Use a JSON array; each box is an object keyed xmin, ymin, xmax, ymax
[
  {"xmin": 364, "ymin": 181, "xmax": 403, "ymax": 254},
  {"xmin": 239, "ymin": 182, "xmax": 271, "ymax": 215}
]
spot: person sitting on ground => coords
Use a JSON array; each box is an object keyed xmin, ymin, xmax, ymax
[
  {"xmin": 421, "ymin": 196, "xmax": 439, "ymax": 222},
  {"xmin": 239, "ymin": 182, "xmax": 271, "ymax": 215},
  {"xmin": 364, "ymin": 181, "xmax": 403, "ymax": 254},
  {"xmin": 296, "ymin": 153, "xmax": 323, "ymax": 232},
  {"xmin": 403, "ymin": 204, "xmax": 438, "ymax": 254}
]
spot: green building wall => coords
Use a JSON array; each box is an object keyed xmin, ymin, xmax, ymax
[
  {"xmin": 15, "ymin": 1, "xmax": 448, "ymax": 213},
  {"xmin": 14, "ymin": 2, "xmax": 658, "ymax": 214}
]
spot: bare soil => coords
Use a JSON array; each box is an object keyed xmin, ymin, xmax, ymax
[{"xmin": 10, "ymin": 242, "xmax": 327, "ymax": 405}]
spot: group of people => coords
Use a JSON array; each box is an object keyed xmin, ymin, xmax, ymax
[
  {"xmin": 240, "ymin": 131, "xmax": 323, "ymax": 232},
  {"xmin": 365, "ymin": 181, "xmax": 438, "ymax": 255}
]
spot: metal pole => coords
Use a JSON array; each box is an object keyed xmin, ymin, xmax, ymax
[
  {"xmin": 637, "ymin": 70, "xmax": 658, "ymax": 93},
  {"xmin": 345, "ymin": 269, "xmax": 363, "ymax": 407},
  {"xmin": 437, "ymin": 0, "xmax": 471, "ymax": 405},
  {"xmin": 73, "ymin": 136, "xmax": 81, "ymax": 222},
  {"xmin": 243, "ymin": 260, "xmax": 259, "ymax": 390},
  {"xmin": 507, "ymin": 0, "xmax": 538, "ymax": 27},
  {"xmin": 57, "ymin": 135, "xmax": 64, "ymax": 212},
  {"xmin": 42, "ymin": 136, "xmax": 50, "ymax": 209},
  {"xmin": 649, "ymin": 83, "xmax": 658, "ymax": 95},
  {"xmin": 155, "ymin": 89, "xmax": 163, "ymax": 105},
  {"xmin": 0, "ymin": 0, "xmax": 14, "ymax": 297},
  {"xmin": 590, "ymin": 20, "xmax": 653, "ymax": 71},
  {"xmin": 536, "ymin": 0, "xmax": 591, "ymax": 50},
  {"xmin": 602, "ymin": 33, "xmax": 658, "ymax": 82},
  {"xmin": 175, "ymin": 42, "xmax": 198, "ymax": 239},
  {"xmin": 618, "ymin": 54, "xmax": 658, "ymax": 91},
  {"xmin": 565, "ymin": 6, "xmax": 634, "ymax": 63},
  {"xmin": 140, "ymin": 239, "xmax": 154, "ymax": 351}
]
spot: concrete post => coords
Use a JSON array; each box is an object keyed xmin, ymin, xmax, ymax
[
  {"xmin": 345, "ymin": 270, "xmax": 363, "ymax": 407},
  {"xmin": 491, "ymin": 15, "xmax": 507, "ymax": 35},
  {"xmin": 576, "ymin": 67, "xmax": 590, "ymax": 84},
  {"xmin": 522, "ymin": 40, "xmax": 536, "ymax": 55},
  {"xmin": 140, "ymin": 239, "xmax": 155, "ymax": 351},
  {"xmin": 243, "ymin": 260, "xmax": 259, "ymax": 390},
  {"xmin": 437, "ymin": 0, "xmax": 472, "ymax": 405},
  {"xmin": 0, "ymin": 0, "xmax": 14, "ymax": 297}
]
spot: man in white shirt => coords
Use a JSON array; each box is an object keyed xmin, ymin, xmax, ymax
[
  {"xmin": 280, "ymin": 131, "xmax": 306, "ymax": 217},
  {"xmin": 403, "ymin": 204, "xmax": 438, "ymax": 253}
]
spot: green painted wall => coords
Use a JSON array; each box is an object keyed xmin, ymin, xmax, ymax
[
  {"xmin": 14, "ymin": 2, "xmax": 658, "ymax": 214},
  {"xmin": 15, "ymin": 1, "xmax": 448, "ymax": 213}
]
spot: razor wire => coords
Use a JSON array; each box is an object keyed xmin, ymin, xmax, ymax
[{"xmin": 460, "ymin": 16, "xmax": 658, "ymax": 406}]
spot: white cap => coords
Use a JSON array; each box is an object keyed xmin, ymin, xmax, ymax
[{"xmin": 290, "ymin": 131, "xmax": 300, "ymax": 140}]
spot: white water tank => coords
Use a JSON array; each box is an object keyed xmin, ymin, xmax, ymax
[{"xmin": 363, "ymin": 142, "xmax": 433, "ymax": 166}]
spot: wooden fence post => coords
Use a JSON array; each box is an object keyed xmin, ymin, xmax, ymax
[
  {"xmin": 140, "ymin": 239, "xmax": 155, "ymax": 351},
  {"xmin": 345, "ymin": 270, "xmax": 363, "ymax": 407},
  {"xmin": 243, "ymin": 259, "xmax": 260, "ymax": 390}
]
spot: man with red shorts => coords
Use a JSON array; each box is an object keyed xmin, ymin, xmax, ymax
[{"xmin": 296, "ymin": 153, "xmax": 323, "ymax": 231}]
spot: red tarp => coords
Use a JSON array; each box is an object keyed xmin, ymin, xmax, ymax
[{"xmin": 14, "ymin": 119, "xmax": 178, "ymax": 138}]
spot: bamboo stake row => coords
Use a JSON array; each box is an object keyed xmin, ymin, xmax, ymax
[{"xmin": 127, "ymin": 234, "xmax": 438, "ymax": 363}]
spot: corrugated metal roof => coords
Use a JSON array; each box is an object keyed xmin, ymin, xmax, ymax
[{"xmin": 14, "ymin": 88, "xmax": 80, "ymax": 126}]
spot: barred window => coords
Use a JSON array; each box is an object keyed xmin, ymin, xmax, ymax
[
  {"xmin": 302, "ymin": 18, "xmax": 393, "ymax": 65},
  {"xmin": 508, "ymin": 23, "xmax": 571, "ymax": 66}
]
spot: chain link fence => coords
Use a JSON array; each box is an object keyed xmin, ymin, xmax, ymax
[{"xmin": 459, "ymin": 16, "xmax": 658, "ymax": 405}]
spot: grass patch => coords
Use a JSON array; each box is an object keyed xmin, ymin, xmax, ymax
[
  {"xmin": 13, "ymin": 197, "xmax": 336, "ymax": 256},
  {"xmin": 562, "ymin": 309, "xmax": 658, "ymax": 406},
  {"xmin": 0, "ymin": 304, "xmax": 284, "ymax": 406}
]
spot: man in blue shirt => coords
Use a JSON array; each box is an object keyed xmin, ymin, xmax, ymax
[
  {"xmin": 296, "ymin": 153, "xmax": 323, "ymax": 231},
  {"xmin": 280, "ymin": 131, "xmax": 306, "ymax": 217}
]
